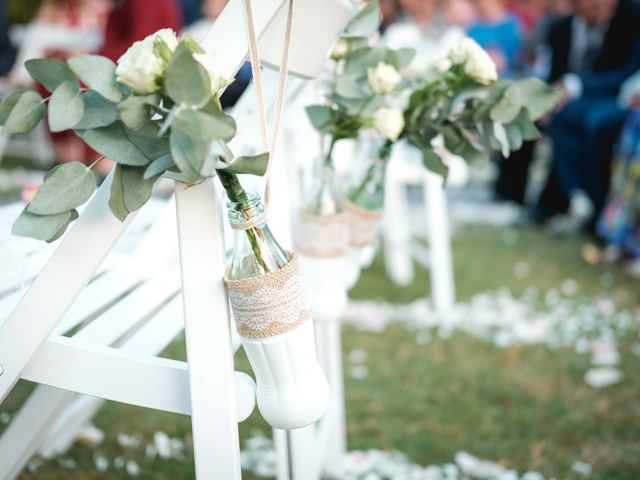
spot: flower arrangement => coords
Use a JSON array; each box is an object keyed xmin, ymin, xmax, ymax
[{"xmin": 1, "ymin": 29, "xmax": 268, "ymax": 245}]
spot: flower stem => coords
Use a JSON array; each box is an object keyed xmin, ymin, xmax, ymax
[{"xmin": 217, "ymin": 170, "xmax": 269, "ymax": 271}]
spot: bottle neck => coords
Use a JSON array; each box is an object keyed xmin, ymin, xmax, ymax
[
  {"xmin": 227, "ymin": 194, "xmax": 288, "ymax": 279},
  {"xmin": 302, "ymin": 157, "xmax": 342, "ymax": 216}
]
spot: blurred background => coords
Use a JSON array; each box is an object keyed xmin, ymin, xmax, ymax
[{"xmin": 0, "ymin": 0, "xmax": 639, "ymax": 478}]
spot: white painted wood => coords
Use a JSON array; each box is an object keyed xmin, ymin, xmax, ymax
[
  {"xmin": 175, "ymin": 178, "xmax": 243, "ymax": 479},
  {"xmin": 0, "ymin": 386, "xmax": 75, "ymax": 480},
  {"xmin": 259, "ymin": 0, "xmax": 354, "ymax": 78},
  {"xmin": 0, "ymin": 171, "xmax": 138, "ymax": 402},
  {"xmin": 424, "ymin": 170, "xmax": 456, "ymax": 312},
  {"xmin": 314, "ymin": 320, "xmax": 347, "ymax": 477},
  {"xmin": 383, "ymin": 158, "xmax": 415, "ymax": 286}
]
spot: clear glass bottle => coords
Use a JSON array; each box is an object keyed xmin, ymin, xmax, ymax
[
  {"xmin": 301, "ymin": 158, "xmax": 343, "ymax": 217},
  {"xmin": 344, "ymin": 137, "xmax": 391, "ymax": 210},
  {"xmin": 227, "ymin": 193, "xmax": 289, "ymax": 280}
]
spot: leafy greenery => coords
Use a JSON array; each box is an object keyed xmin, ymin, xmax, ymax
[{"xmin": 2, "ymin": 32, "xmax": 270, "ymax": 242}]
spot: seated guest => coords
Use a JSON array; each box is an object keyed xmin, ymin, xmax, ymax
[
  {"xmin": 0, "ymin": 0, "xmax": 15, "ymax": 77},
  {"xmin": 495, "ymin": 0, "xmax": 640, "ymax": 225},
  {"xmin": 466, "ymin": 0, "xmax": 523, "ymax": 77},
  {"xmin": 590, "ymin": 75, "xmax": 640, "ymax": 272}
]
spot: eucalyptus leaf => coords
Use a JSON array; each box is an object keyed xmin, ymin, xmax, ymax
[
  {"xmin": 165, "ymin": 49, "xmax": 211, "ymax": 107},
  {"xmin": 109, "ymin": 164, "xmax": 158, "ymax": 222},
  {"xmin": 74, "ymin": 90, "xmax": 118, "ymax": 129},
  {"xmin": 306, "ymin": 105, "xmax": 334, "ymax": 133},
  {"xmin": 344, "ymin": 47, "xmax": 385, "ymax": 76},
  {"xmin": 421, "ymin": 147, "xmax": 449, "ymax": 181},
  {"xmin": 117, "ymin": 94, "xmax": 159, "ymax": 130},
  {"xmin": 144, "ymin": 153, "xmax": 175, "ymax": 179},
  {"xmin": 493, "ymin": 122, "xmax": 510, "ymax": 157},
  {"xmin": 489, "ymin": 86, "xmax": 522, "ymax": 123},
  {"xmin": 1, "ymin": 90, "xmax": 45, "ymax": 134},
  {"xmin": 223, "ymin": 152, "xmax": 269, "ymax": 176},
  {"xmin": 0, "ymin": 90, "xmax": 23, "ymax": 125},
  {"xmin": 343, "ymin": 0, "xmax": 380, "ymax": 38},
  {"xmin": 48, "ymin": 81, "xmax": 84, "ymax": 132},
  {"xmin": 170, "ymin": 127, "xmax": 208, "ymax": 182},
  {"xmin": 511, "ymin": 78, "xmax": 563, "ymax": 121},
  {"xmin": 123, "ymin": 124, "xmax": 170, "ymax": 159},
  {"xmin": 12, "ymin": 208, "xmax": 78, "ymax": 242},
  {"xmin": 76, "ymin": 121, "xmax": 150, "ymax": 166},
  {"xmin": 25, "ymin": 58, "xmax": 77, "ymax": 92},
  {"xmin": 68, "ymin": 55, "xmax": 122, "ymax": 102},
  {"xmin": 512, "ymin": 109, "xmax": 541, "ymax": 141},
  {"xmin": 335, "ymin": 76, "xmax": 368, "ymax": 100},
  {"xmin": 385, "ymin": 47, "xmax": 416, "ymax": 69},
  {"xmin": 173, "ymin": 108, "xmax": 236, "ymax": 142},
  {"xmin": 505, "ymin": 123, "xmax": 523, "ymax": 151},
  {"xmin": 27, "ymin": 161, "xmax": 97, "ymax": 215}
]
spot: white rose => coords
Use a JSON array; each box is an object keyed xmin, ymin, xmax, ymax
[
  {"xmin": 367, "ymin": 62, "xmax": 402, "ymax": 95},
  {"xmin": 331, "ymin": 38, "xmax": 350, "ymax": 60},
  {"xmin": 194, "ymin": 52, "xmax": 231, "ymax": 95},
  {"xmin": 116, "ymin": 29, "xmax": 178, "ymax": 94},
  {"xmin": 448, "ymin": 37, "xmax": 498, "ymax": 85},
  {"xmin": 373, "ymin": 107, "xmax": 404, "ymax": 141},
  {"xmin": 116, "ymin": 36, "xmax": 164, "ymax": 94},
  {"xmin": 155, "ymin": 28, "xmax": 179, "ymax": 51}
]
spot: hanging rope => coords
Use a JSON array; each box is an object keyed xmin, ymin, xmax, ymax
[{"xmin": 241, "ymin": 0, "xmax": 295, "ymax": 207}]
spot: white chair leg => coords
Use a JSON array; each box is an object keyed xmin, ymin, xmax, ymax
[
  {"xmin": 423, "ymin": 170, "xmax": 455, "ymax": 312},
  {"xmin": 0, "ymin": 385, "xmax": 76, "ymax": 480},
  {"xmin": 383, "ymin": 162, "xmax": 415, "ymax": 286},
  {"xmin": 314, "ymin": 321, "xmax": 346, "ymax": 478},
  {"xmin": 175, "ymin": 179, "xmax": 242, "ymax": 480}
]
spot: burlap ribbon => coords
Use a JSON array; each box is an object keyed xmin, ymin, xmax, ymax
[
  {"xmin": 341, "ymin": 197, "xmax": 384, "ymax": 247},
  {"xmin": 296, "ymin": 211, "xmax": 349, "ymax": 258},
  {"xmin": 224, "ymin": 252, "xmax": 312, "ymax": 339}
]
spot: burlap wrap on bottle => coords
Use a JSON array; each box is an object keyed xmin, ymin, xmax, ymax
[
  {"xmin": 342, "ymin": 197, "xmax": 384, "ymax": 247},
  {"xmin": 296, "ymin": 211, "xmax": 349, "ymax": 258},
  {"xmin": 224, "ymin": 252, "xmax": 312, "ymax": 339}
]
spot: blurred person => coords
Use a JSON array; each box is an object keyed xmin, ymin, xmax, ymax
[
  {"xmin": 99, "ymin": 0, "xmax": 182, "ymax": 61},
  {"xmin": 466, "ymin": 0, "xmax": 523, "ymax": 76},
  {"xmin": 444, "ymin": 0, "xmax": 477, "ymax": 28},
  {"xmin": 587, "ymin": 80, "xmax": 640, "ymax": 273},
  {"xmin": 180, "ymin": 0, "xmax": 203, "ymax": 27},
  {"xmin": 380, "ymin": 0, "xmax": 402, "ymax": 32},
  {"xmin": 385, "ymin": 0, "xmax": 465, "ymax": 58},
  {"xmin": 0, "ymin": 0, "xmax": 16, "ymax": 76},
  {"xmin": 494, "ymin": 0, "xmax": 640, "ymax": 227}
]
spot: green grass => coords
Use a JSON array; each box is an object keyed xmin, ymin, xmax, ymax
[{"xmin": 2, "ymin": 225, "xmax": 639, "ymax": 479}]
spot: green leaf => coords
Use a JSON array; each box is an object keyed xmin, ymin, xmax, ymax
[
  {"xmin": 505, "ymin": 122, "xmax": 523, "ymax": 151},
  {"xmin": 173, "ymin": 108, "xmax": 236, "ymax": 142},
  {"xmin": 0, "ymin": 90, "xmax": 23, "ymax": 125},
  {"xmin": 25, "ymin": 58, "xmax": 77, "ymax": 92},
  {"xmin": 109, "ymin": 164, "xmax": 158, "ymax": 221},
  {"xmin": 123, "ymin": 124, "xmax": 170, "ymax": 160},
  {"xmin": 182, "ymin": 34, "xmax": 206, "ymax": 54},
  {"xmin": 343, "ymin": 0, "xmax": 380, "ymax": 38},
  {"xmin": 472, "ymin": 83, "xmax": 508, "ymax": 122},
  {"xmin": 165, "ymin": 49, "xmax": 211, "ymax": 107},
  {"xmin": 76, "ymin": 122, "xmax": 150, "ymax": 166},
  {"xmin": 117, "ymin": 94, "xmax": 159, "ymax": 130},
  {"xmin": 144, "ymin": 153, "xmax": 175, "ymax": 179},
  {"xmin": 12, "ymin": 208, "xmax": 78, "ymax": 242},
  {"xmin": 2, "ymin": 90, "xmax": 46, "ymax": 134},
  {"xmin": 68, "ymin": 55, "xmax": 122, "ymax": 102},
  {"xmin": 223, "ymin": 152, "xmax": 269, "ymax": 176},
  {"xmin": 421, "ymin": 147, "xmax": 448, "ymax": 181},
  {"xmin": 306, "ymin": 105, "xmax": 334, "ymax": 133},
  {"xmin": 48, "ymin": 81, "xmax": 84, "ymax": 132},
  {"xmin": 385, "ymin": 47, "xmax": 416, "ymax": 69},
  {"xmin": 511, "ymin": 78, "xmax": 563, "ymax": 121},
  {"xmin": 511, "ymin": 109, "xmax": 541, "ymax": 141},
  {"xmin": 74, "ymin": 90, "xmax": 118, "ymax": 129},
  {"xmin": 489, "ymin": 86, "xmax": 522, "ymax": 123},
  {"xmin": 27, "ymin": 161, "xmax": 97, "ymax": 215},
  {"xmin": 344, "ymin": 47, "xmax": 385, "ymax": 76},
  {"xmin": 170, "ymin": 128, "xmax": 208, "ymax": 182},
  {"xmin": 334, "ymin": 76, "xmax": 368, "ymax": 100}
]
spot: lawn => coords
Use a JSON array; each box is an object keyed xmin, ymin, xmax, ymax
[{"xmin": 2, "ymin": 224, "xmax": 639, "ymax": 479}]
